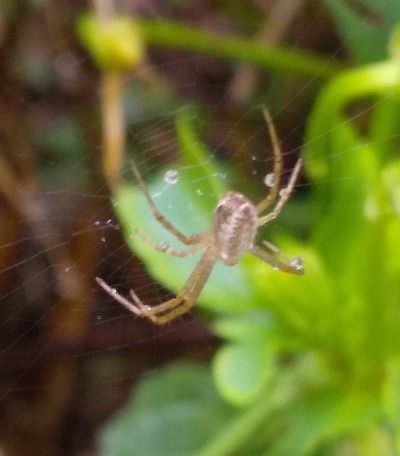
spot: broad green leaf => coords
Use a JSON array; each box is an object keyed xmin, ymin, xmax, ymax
[
  {"xmin": 213, "ymin": 343, "xmax": 274, "ymax": 406},
  {"xmin": 100, "ymin": 364, "xmax": 236, "ymax": 456}
]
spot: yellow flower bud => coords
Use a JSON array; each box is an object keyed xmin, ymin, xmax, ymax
[{"xmin": 77, "ymin": 13, "xmax": 144, "ymax": 72}]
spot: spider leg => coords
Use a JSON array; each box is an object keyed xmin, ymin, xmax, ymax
[
  {"xmin": 132, "ymin": 228, "xmax": 205, "ymax": 257},
  {"xmin": 128, "ymin": 248, "xmax": 216, "ymax": 324},
  {"xmin": 250, "ymin": 244, "xmax": 304, "ymax": 274},
  {"xmin": 258, "ymin": 157, "xmax": 303, "ymax": 226},
  {"xmin": 131, "ymin": 161, "xmax": 204, "ymax": 245},
  {"xmin": 96, "ymin": 277, "xmax": 142, "ymax": 315},
  {"xmin": 256, "ymin": 108, "xmax": 283, "ymax": 214}
]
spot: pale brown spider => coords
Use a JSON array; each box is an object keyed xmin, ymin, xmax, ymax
[{"xmin": 96, "ymin": 110, "xmax": 304, "ymax": 325}]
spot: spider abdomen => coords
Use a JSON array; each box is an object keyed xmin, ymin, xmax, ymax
[{"xmin": 213, "ymin": 191, "xmax": 258, "ymax": 266}]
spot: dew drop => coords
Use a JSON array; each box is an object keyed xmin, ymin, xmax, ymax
[
  {"xmin": 94, "ymin": 220, "xmax": 101, "ymax": 226},
  {"xmin": 97, "ymin": 315, "xmax": 102, "ymax": 320},
  {"xmin": 159, "ymin": 241, "xmax": 168, "ymax": 251},
  {"xmin": 264, "ymin": 173, "xmax": 275, "ymax": 188},
  {"xmin": 290, "ymin": 256, "xmax": 304, "ymax": 272},
  {"xmin": 251, "ymin": 155, "xmax": 257, "ymax": 161},
  {"xmin": 279, "ymin": 187, "xmax": 288, "ymax": 197},
  {"xmin": 101, "ymin": 237, "xmax": 106, "ymax": 242},
  {"xmin": 106, "ymin": 219, "xmax": 112, "ymax": 225},
  {"xmin": 164, "ymin": 169, "xmax": 179, "ymax": 185},
  {"xmin": 65, "ymin": 267, "xmax": 70, "ymax": 272},
  {"xmin": 196, "ymin": 189, "xmax": 203, "ymax": 196}
]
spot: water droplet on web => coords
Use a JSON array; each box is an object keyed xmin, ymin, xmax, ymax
[
  {"xmin": 94, "ymin": 220, "xmax": 100, "ymax": 226},
  {"xmin": 251, "ymin": 155, "xmax": 257, "ymax": 161},
  {"xmin": 196, "ymin": 189, "xmax": 203, "ymax": 196},
  {"xmin": 97, "ymin": 315, "xmax": 102, "ymax": 320},
  {"xmin": 159, "ymin": 241, "xmax": 169, "ymax": 251},
  {"xmin": 101, "ymin": 237, "xmax": 106, "ymax": 242},
  {"xmin": 252, "ymin": 170, "xmax": 257, "ymax": 175},
  {"xmin": 65, "ymin": 267, "xmax": 70, "ymax": 272},
  {"xmin": 264, "ymin": 173, "xmax": 275, "ymax": 188},
  {"xmin": 290, "ymin": 256, "xmax": 304, "ymax": 272},
  {"xmin": 111, "ymin": 199, "xmax": 118, "ymax": 207},
  {"xmin": 279, "ymin": 187, "xmax": 288, "ymax": 197},
  {"xmin": 106, "ymin": 219, "xmax": 112, "ymax": 225},
  {"xmin": 164, "ymin": 169, "xmax": 179, "ymax": 185},
  {"xmin": 112, "ymin": 288, "xmax": 117, "ymax": 294}
]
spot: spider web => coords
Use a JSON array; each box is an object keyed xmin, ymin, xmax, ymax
[{"xmin": 0, "ymin": 1, "xmax": 394, "ymax": 454}]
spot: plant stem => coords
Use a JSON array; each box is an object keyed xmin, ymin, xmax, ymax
[
  {"xmin": 138, "ymin": 20, "xmax": 341, "ymax": 79},
  {"xmin": 198, "ymin": 371, "xmax": 298, "ymax": 456},
  {"xmin": 100, "ymin": 71, "xmax": 125, "ymax": 189}
]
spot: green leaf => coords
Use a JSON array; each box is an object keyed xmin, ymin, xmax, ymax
[
  {"xmin": 198, "ymin": 359, "xmax": 316, "ymax": 456},
  {"xmin": 324, "ymin": 0, "xmax": 400, "ymax": 63},
  {"xmin": 175, "ymin": 109, "xmax": 226, "ymax": 213},
  {"xmin": 266, "ymin": 389, "xmax": 379, "ymax": 455},
  {"xmin": 213, "ymin": 343, "xmax": 274, "ymax": 406},
  {"xmin": 212, "ymin": 313, "xmax": 270, "ymax": 344},
  {"xmin": 245, "ymin": 242, "xmax": 334, "ymax": 345},
  {"xmin": 100, "ymin": 364, "xmax": 236, "ymax": 456}
]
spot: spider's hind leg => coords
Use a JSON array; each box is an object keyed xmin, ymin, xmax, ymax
[
  {"xmin": 129, "ymin": 249, "xmax": 216, "ymax": 324},
  {"xmin": 132, "ymin": 228, "xmax": 204, "ymax": 257}
]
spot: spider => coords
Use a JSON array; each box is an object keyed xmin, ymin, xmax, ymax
[{"xmin": 96, "ymin": 110, "xmax": 304, "ymax": 325}]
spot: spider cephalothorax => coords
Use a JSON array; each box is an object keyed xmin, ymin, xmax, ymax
[{"xmin": 96, "ymin": 110, "xmax": 304, "ymax": 325}]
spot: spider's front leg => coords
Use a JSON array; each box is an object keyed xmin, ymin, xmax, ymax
[
  {"xmin": 131, "ymin": 162, "xmax": 204, "ymax": 245},
  {"xmin": 256, "ymin": 108, "xmax": 283, "ymax": 213},
  {"xmin": 258, "ymin": 157, "xmax": 303, "ymax": 225}
]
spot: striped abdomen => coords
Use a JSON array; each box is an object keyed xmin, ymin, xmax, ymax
[{"xmin": 213, "ymin": 191, "xmax": 258, "ymax": 266}]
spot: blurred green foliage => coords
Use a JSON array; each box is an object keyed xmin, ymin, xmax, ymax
[
  {"xmin": 324, "ymin": 0, "xmax": 400, "ymax": 63},
  {"xmin": 96, "ymin": 4, "xmax": 400, "ymax": 456}
]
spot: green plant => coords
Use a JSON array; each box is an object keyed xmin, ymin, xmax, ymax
[{"xmin": 96, "ymin": 8, "xmax": 400, "ymax": 456}]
